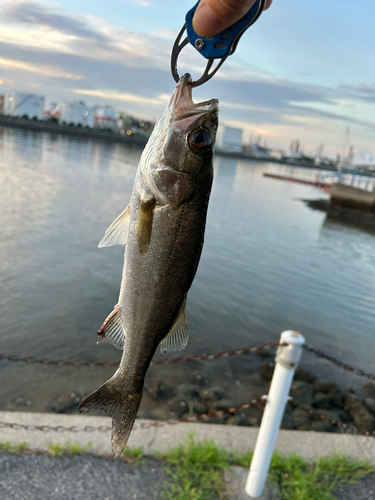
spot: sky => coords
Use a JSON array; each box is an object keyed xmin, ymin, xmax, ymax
[{"xmin": 0, "ymin": 0, "xmax": 374, "ymax": 161}]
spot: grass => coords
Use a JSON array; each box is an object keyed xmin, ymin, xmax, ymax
[
  {"xmin": 47, "ymin": 441, "xmax": 92, "ymax": 457},
  {"xmin": 122, "ymin": 446, "xmax": 145, "ymax": 466},
  {"xmin": 157, "ymin": 435, "xmax": 374, "ymax": 500},
  {"xmin": 0, "ymin": 437, "xmax": 373, "ymax": 500}
]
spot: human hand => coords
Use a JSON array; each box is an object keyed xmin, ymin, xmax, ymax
[{"xmin": 193, "ymin": 0, "xmax": 273, "ymax": 39}]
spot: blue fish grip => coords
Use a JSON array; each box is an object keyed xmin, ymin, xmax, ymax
[{"xmin": 185, "ymin": 0, "xmax": 264, "ymax": 59}]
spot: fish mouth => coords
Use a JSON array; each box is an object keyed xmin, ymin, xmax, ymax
[{"xmin": 173, "ymin": 73, "xmax": 218, "ymax": 123}]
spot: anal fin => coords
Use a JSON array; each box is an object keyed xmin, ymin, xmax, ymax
[
  {"xmin": 97, "ymin": 305, "xmax": 124, "ymax": 350},
  {"xmin": 160, "ymin": 298, "xmax": 188, "ymax": 354},
  {"xmin": 98, "ymin": 205, "xmax": 130, "ymax": 248}
]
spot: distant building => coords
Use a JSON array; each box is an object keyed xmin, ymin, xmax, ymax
[
  {"xmin": 44, "ymin": 102, "xmax": 59, "ymax": 120},
  {"xmin": 251, "ymin": 144, "xmax": 271, "ymax": 158},
  {"xmin": 216, "ymin": 125, "xmax": 243, "ymax": 152},
  {"xmin": 56, "ymin": 102, "xmax": 94, "ymax": 128},
  {"xmin": 94, "ymin": 105, "xmax": 118, "ymax": 131},
  {"xmin": 4, "ymin": 91, "xmax": 44, "ymax": 119},
  {"xmin": 0, "ymin": 95, "xmax": 4, "ymax": 115}
]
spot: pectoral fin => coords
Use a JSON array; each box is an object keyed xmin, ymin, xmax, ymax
[
  {"xmin": 136, "ymin": 198, "xmax": 156, "ymax": 254},
  {"xmin": 160, "ymin": 299, "xmax": 188, "ymax": 354},
  {"xmin": 98, "ymin": 205, "xmax": 130, "ymax": 248},
  {"xmin": 97, "ymin": 305, "xmax": 124, "ymax": 350}
]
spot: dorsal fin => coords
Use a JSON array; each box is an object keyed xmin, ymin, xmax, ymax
[
  {"xmin": 97, "ymin": 305, "xmax": 124, "ymax": 350},
  {"xmin": 98, "ymin": 205, "xmax": 130, "ymax": 248},
  {"xmin": 160, "ymin": 299, "xmax": 188, "ymax": 354}
]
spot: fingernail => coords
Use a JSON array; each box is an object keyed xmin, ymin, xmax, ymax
[{"xmin": 193, "ymin": 2, "xmax": 224, "ymax": 38}]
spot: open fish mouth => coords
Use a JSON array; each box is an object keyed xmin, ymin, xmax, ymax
[{"xmin": 173, "ymin": 73, "xmax": 218, "ymax": 122}]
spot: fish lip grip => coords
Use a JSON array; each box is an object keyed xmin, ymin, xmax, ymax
[{"xmin": 171, "ymin": 0, "xmax": 266, "ymax": 87}]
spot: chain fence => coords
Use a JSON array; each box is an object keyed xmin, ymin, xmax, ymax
[
  {"xmin": 0, "ymin": 396, "xmax": 372, "ymax": 438},
  {"xmin": 1, "ymin": 340, "xmax": 375, "ymax": 439},
  {"xmin": 302, "ymin": 344, "xmax": 375, "ymax": 381},
  {"xmin": 0, "ymin": 340, "xmax": 280, "ymax": 368},
  {"xmin": 1, "ymin": 341, "xmax": 375, "ymax": 381}
]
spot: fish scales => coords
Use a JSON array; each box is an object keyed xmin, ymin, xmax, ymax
[{"xmin": 79, "ymin": 74, "xmax": 219, "ymax": 458}]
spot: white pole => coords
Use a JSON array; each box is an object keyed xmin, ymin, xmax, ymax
[{"xmin": 246, "ymin": 330, "xmax": 305, "ymax": 498}]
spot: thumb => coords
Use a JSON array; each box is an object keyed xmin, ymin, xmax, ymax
[{"xmin": 193, "ymin": 0, "xmax": 272, "ymax": 39}]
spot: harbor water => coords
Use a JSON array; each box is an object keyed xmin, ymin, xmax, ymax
[{"xmin": 1, "ymin": 126, "xmax": 375, "ymax": 413}]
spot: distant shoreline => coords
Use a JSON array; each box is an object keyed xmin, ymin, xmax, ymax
[
  {"xmin": 0, "ymin": 115, "xmax": 344, "ymax": 172},
  {"xmin": 0, "ymin": 115, "xmax": 149, "ymax": 146}
]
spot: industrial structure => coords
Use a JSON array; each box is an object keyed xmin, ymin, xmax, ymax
[
  {"xmin": 3, "ymin": 91, "xmax": 44, "ymax": 120},
  {"xmin": 54, "ymin": 102, "xmax": 95, "ymax": 128},
  {"xmin": 94, "ymin": 105, "xmax": 117, "ymax": 131},
  {"xmin": 216, "ymin": 125, "xmax": 243, "ymax": 153}
]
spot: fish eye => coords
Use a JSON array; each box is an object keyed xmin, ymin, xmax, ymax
[{"xmin": 188, "ymin": 128, "xmax": 212, "ymax": 154}]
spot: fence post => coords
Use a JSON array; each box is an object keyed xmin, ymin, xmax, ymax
[{"xmin": 245, "ymin": 330, "xmax": 305, "ymax": 498}]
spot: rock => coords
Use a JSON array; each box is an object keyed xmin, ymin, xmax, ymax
[
  {"xmin": 191, "ymin": 370, "xmax": 210, "ymax": 386},
  {"xmin": 345, "ymin": 395, "xmax": 375, "ymax": 434},
  {"xmin": 295, "ymin": 366, "xmax": 316, "ymax": 384},
  {"xmin": 281, "ymin": 414, "xmax": 294, "ymax": 430},
  {"xmin": 165, "ymin": 395, "xmax": 189, "ymax": 417},
  {"xmin": 205, "ymin": 414, "xmax": 227, "ymax": 425},
  {"xmin": 292, "ymin": 408, "xmax": 312, "ymax": 427},
  {"xmin": 190, "ymin": 399, "xmax": 208, "ymax": 415},
  {"xmin": 137, "ymin": 410, "xmax": 159, "ymax": 420},
  {"xmin": 298, "ymin": 424, "xmax": 313, "ymax": 431},
  {"xmin": 330, "ymin": 390, "xmax": 345, "ymax": 409},
  {"xmin": 314, "ymin": 380, "xmax": 339, "ymax": 394},
  {"xmin": 210, "ymin": 399, "xmax": 235, "ymax": 411},
  {"xmin": 313, "ymin": 392, "xmax": 333, "ymax": 409},
  {"xmin": 362, "ymin": 383, "xmax": 375, "ymax": 400},
  {"xmin": 177, "ymin": 383, "xmax": 199, "ymax": 398},
  {"xmin": 290, "ymin": 380, "xmax": 313, "ymax": 405},
  {"xmin": 315, "ymin": 409, "xmax": 350, "ymax": 424},
  {"xmin": 310, "ymin": 420, "xmax": 335, "ymax": 432},
  {"xmin": 199, "ymin": 386, "xmax": 228, "ymax": 403},
  {"xmin": 226, "ymin": 414, "xmax": 249, "ymax": 426},
  {"xmin": 242, "ymin": 407, "xmax": 262, "ymax": 427},
  {"xmin": 364, "ymin": 398, "xmax": 375, "ymax": 414},
  {"xmin": 259, "ymin": 361, "xmax": 275, "ymax": 381},
  {"xmin": 256, "ymin": 347, "xmax": 273, "ymax": 358},
  {"xmin": 144, "ymin": 378, "xmax": 167, "ymax": 400},
  {"xmin": 48, "ymin": 391, "xmax": 81, "ymax": 413}
]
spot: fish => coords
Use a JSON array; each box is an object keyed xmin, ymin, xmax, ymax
[{"xmin": 78, "ymin": 74, "xmax": 219, "ymax": 458}]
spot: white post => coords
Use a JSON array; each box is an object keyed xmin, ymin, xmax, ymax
[{"xmin": 246, "ymin": 330, "xmax": 305, "ymax": 498}]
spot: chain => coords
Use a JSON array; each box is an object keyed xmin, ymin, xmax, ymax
[
  {"xmin": 287, "ymin": 398, "xmax": 373, "ymax": 437},
  {"xmin": 0, "ymin": 341, "xmax": 279, "ymax": 368},
  {"xmin": 0, "ymin": 397, "xmax": 266, "ymax": 434},
  {"xmin": 151, "ymin": 341, "xmax": 280, "ymax": 365},
  {"xmin": 302, "ymin": 344, "xmax": 375, "ymax": 381},
  {"xmin": 0, "ymin": 354, "xmax": 118, "ymax": 368},
  {"xmin": 1, "ymin": 397, "xmax": 374, "ymax": 438}
]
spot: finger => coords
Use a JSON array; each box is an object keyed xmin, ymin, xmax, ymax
[
  {"xmin": 264, "ymin": 0, "xmax": 273, "ymax": 10},
  {"xmin": 193, "ymin": 0, "xmax": 266, "ymax": 39}
]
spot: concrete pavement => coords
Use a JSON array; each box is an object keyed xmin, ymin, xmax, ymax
[{"xmin": 0, "ymin": 411, "xmax": 374, "ymax": 465}]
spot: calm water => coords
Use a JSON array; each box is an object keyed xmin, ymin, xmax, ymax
[{"xmin": 1, "ymin": 126, "xmax": 375, "ymax": 411}]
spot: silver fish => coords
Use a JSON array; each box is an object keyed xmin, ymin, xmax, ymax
[{"xmin": 78, "ymin": 74, "xmax": 219, "ymax": 458}]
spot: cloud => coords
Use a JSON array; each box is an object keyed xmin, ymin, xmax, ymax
[
  {"xmin": 0, "ymin": 0, "xmax": 374, "ymax": 157},
  {"xmin": 71, "ymin": 88, "xmax": 169, "ymax": 107},
  {"xmin": 0, "ymin": 55, "xmax": 83, "ymax": 79},
  {"xmin": 340, "ymin": 83, "xmax": 375, "ymax": 103},
  {"xmin": 0, "ymin": 1, "xmax": 109, "ymax": 43}
]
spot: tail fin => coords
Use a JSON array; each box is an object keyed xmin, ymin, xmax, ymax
[{"xmin": 78, "ymin": 377, "xmax": 143, "ymax": 459}]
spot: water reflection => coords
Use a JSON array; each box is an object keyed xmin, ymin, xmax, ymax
[{"xmin": 0, "ymin": 127, "xmax": 375, "ymax": 411}]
